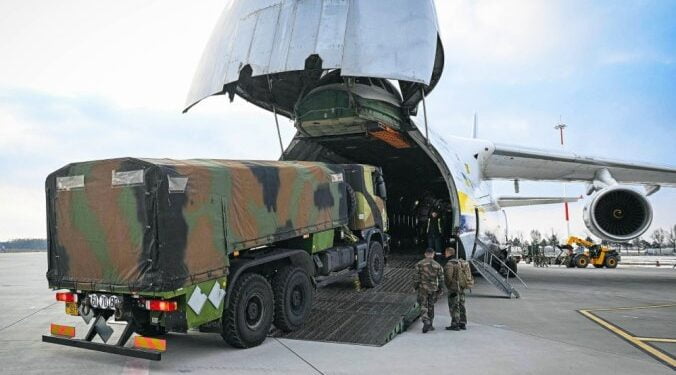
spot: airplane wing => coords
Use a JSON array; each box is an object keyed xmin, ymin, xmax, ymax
[
  {"xmin": 496, "ymin": 196, "xmax": 581, "ymax": 208},
  {"xmin": 483, "ymin": 144, "xmax": 676, "ymax": 187}
]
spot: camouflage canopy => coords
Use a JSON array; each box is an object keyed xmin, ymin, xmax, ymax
[{"xmin": 46, "ymin": 158, "xmax": 349, "ymax": 292}]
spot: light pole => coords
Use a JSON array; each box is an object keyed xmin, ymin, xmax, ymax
[{"xmin": 554, "ymin": 120, "xmax": 571, "ymax": 238}]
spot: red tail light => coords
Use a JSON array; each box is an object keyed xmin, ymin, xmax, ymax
[
  {"xmin": 145, "ymin": 299, "xmax": 178, "ymax": 312},
  {"xmin": 55, "ymin": 292, "xmax": 77, "ymax": 303}
]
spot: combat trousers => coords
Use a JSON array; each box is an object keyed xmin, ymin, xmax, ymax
[
  {"xmin": 448, "ymin": 290, "xmax": 466, "ymax": 324},
  {"xmin": 417, "ymin": 290, "xmax": 438, "ymax": 325},
  {"xmin": 427, "ymin": 235, "xmax": 443, "ymax": 254}
]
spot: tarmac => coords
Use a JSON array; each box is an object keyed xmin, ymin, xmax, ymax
[{"xmin": 0, "ymin": 252, "xmax": 674, "ymax": 375}]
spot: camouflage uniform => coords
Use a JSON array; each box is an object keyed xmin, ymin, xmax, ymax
[
  {"xmin": 426, "ymin": 216, "xmax": 443, "ymax": 254},
  {"xmin": 444, "ymin": 260, "xmax": 467, "ymax": 327},
  {"xmin": 413, "ymin": 258, "xmax": 444, "ymax": 327}
]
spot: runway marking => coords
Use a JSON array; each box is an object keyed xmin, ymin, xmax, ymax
[
  {"xmin": 578, "ymin": 304, "xmax": 676, "ymax": 370},
  {"xmin": 635, "ymin": 337, "xmax": 676, "ymax": 344},
  {"xmin": 584, "ymin": 303, "xmax": 676, "ymax": 312}
]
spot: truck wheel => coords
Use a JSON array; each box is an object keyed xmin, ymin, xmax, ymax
[
  {"xmin": 575, "ymin": 255, "xmax": 590, "ymax": 268},
  {"xmin": 273, "ymin": 266, "xmax": 313, "ymax": 332},
  {"xmin": 359, "ymin": 241, "xmax": 385, "ymax": 287},
  {"xmin": 221, "ymin": 273, "xmax": 274, "ymax": 348},
  {"xmin": 605, "ymin": 256, "xmax": 618, "ymax": 269}
]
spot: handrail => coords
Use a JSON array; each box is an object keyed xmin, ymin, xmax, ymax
[{"xmin": 483, "ymin": 252, "xmax": 528, "ymax": 289}]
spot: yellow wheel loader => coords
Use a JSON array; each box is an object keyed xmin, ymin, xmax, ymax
[{"xmin": 557, "ymin": 236, "xmax": 620, "ymax": 269}]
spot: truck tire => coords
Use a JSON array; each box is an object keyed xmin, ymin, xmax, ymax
[
  {"xmin": 273, "ymin": 266, "xmax": 313, "ymax": 332},
  {"xmin": 359, "ymin": 241, "xmax": 385, "ymax": 287},
  {"xmin": 605, "ymin": 256, "xmax": 618, "ymax": 269},
  {"xmin": 574, "ymin": 255, "xmax": 590, "ymax": 268},
  {"xmin": 221, "ymin": 273, "xmax": 274, "ymax": 348}
]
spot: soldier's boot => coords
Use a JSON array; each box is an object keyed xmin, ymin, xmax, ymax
[
  {"xmin": 422, "ymin": 323, "xmax": 432, "ymax": 333},
  {"xmin": 445, "ymin": 323, "xmax": 460, "ymax": 331},
  {"xmin": 459, "ymin": 323, "xmax": 466, "ymax": 330}
]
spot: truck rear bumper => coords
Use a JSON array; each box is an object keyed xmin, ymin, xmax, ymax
[{"xmin": 42, "ymin": 335, "xmax": 162, "ymax": 361}]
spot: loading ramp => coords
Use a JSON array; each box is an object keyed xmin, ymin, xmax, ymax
[{"xmin": 272, "ymin": 255, "xmax": 421, "ymax": 346}]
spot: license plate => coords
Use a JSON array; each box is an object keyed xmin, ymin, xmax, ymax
[
  {"xmin": 87, "ymin": 293, "xmax": 122, "ymax": 310},
  {"xmin": 65, "ymin": 302, "xmax": 79, "ymax": 316}
]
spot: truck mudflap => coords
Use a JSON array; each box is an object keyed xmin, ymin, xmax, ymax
[{"xmin": 42, "ymin": 316, "xmax": 165, "ymax": 361}]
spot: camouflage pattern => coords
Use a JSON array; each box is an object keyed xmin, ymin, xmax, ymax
[
  {"xmin": 46, "ymin": 158, "xmax": 352, "ymax": 292},
  {"xmin": 413, "ymin": 257, "xmax": 444, "ymax": 325},
  {"xmin": 443, "ymin": 260, "xmax": 462, "ymax": 293},
  {"xmin": 343, "ymin": 164, "xmax": 387, "ymax": 231},
  {"xmin": 417, "ymin": 290, "xmax": 437, "ymax": 326},
  {"xmin": 447, "ymin": 291, "xmax": 467, "ymax": 325},
  {"xmin": 412, "ymin": 258, "xmax": 444, "ymax": 293}
]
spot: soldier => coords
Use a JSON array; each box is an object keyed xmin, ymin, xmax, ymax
[
  {"xmin": 443, "ymin": 247, "xmax": 468, "ymax": 331},
  {"xmin": 426, "ymin": 211, "xmax": 443, "ymax": 254},
  {"xmin": 413, "ymin": 248, "xmax": 444, "ymax": 333}
]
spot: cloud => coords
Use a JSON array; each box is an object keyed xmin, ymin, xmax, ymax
[
  {"xmin": 438, "ymin": 0, "xmax": 564, "ymax": 63},
  {"xmin": 0, "ymin": 0, "xmax": 225, "ymax": 111},
  {"xmin": 0, "ymin": 1, "xmax": 675, "ymax": 241},
  {"xmin": 0, "ymin": 185, "xmax": 45, "ymax": 240},
  {"xmin": 0, "ymin": 87, "xmax": 297, "ymax": 240}
]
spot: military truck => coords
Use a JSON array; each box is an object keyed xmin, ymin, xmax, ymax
[{"xmin": 43, "ymin": 158, "xmax": 388, "ymax": 359}]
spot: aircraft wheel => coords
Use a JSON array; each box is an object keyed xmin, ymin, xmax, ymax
[
  {"xmin": 359, "ymin": 241, "xmax": 385, "ymax": 287},
  {"xmin": 221, "ymin": 273, "xmax": 274, "ymax": 348},
  {"xmin": 575, "ymin": 255, "xmax": 590, "ymax": 268},
  {"xmin": 273, "ymin": 266, "xmax": 313, "ymax": 332},
  {"xmin": 605, "ymin": 256, "xmax": 618, "ymax": 269}
]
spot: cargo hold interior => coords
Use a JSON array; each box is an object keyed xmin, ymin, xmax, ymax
[{"xmin": 283, "ymin": 131, "xmax": 461, "ymax": 256}]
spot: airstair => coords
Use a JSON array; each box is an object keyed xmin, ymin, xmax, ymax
[{"xmin": 469, "ymin": 253, "xmax": 526, "ymax": 298}]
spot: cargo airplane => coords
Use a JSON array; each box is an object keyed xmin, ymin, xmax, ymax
[{"xmin": 183, "ymin": 0, "xmax": 676, "ymax": 273}]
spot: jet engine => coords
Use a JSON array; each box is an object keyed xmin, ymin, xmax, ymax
[{"xmin": 583, "ymin": 186, "xmax": 652, "ymax": 241}]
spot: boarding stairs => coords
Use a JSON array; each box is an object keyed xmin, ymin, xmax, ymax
[{"xmin": 469, "ymin": 252, "xmax": 526, "ymax": 298}]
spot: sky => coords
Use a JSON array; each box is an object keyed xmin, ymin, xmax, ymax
[{"xmin": 0, "ymin": 0, "xmax": 675, "ymax": 242}]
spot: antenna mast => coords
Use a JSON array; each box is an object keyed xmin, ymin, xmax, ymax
[{"xmin": 554, "ymin": 117, "xmax": 570, "ymax": 238}]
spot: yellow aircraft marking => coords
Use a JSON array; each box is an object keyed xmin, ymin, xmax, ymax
[
  {"xmin": 458, "ymin": 191, "xmax": 485, "ymax": 214},
  {"xmin": 578, "ymin": 304, "xmax": 676, "ymax": 370}
]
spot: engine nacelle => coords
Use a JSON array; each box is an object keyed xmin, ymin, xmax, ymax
[{"xmin": 583, "ymin": 186, "xmax": 652, "ymax": 241}]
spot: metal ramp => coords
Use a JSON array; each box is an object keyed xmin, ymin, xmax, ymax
[
  {"xmin": 272, "ymin": 255, "xmax": 420, "ymax": 346},
  {"xmin": 469, "ymin": 258, "xmax": 522, "ymax": 298}
]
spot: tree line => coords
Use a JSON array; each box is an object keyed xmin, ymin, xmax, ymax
[
  {"xmin": 0, "ymin": 238, "xmax": 47, "ymax": 250},
  {"xmin": 507, "ymin": 225, "xmax": 676, "ymax": 250}
]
